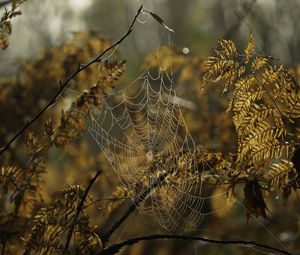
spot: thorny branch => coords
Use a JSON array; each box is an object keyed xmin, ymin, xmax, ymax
[
  {"xmin": 0, "ymin": 5, "xmax": 144, "ymax": 157},
  {"xmin": 64, "ymin": 170, "xmax": 102, "ymax": 253},
  {"xmin": 98, "ymin": 234, "xmax": 291, "ymax": 255}
]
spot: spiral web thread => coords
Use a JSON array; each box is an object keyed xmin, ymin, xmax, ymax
[{"xmin": 87, "ymin": 65, "xmax": 228, "ymax": 231}]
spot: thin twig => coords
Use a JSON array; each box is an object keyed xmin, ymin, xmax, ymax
[
  {"xmin": 64, "ymin": 170, "xmax": 102, "ymax": 253},
  {"xmin": 98, "ymin": 234, "xmax": 291, "ymax": 255},
  {"xmin": 0, "ymin": 5, "xmax": 144, "ymax": 157}
]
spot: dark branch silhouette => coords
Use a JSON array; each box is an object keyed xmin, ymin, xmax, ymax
[
  {"xmin": 99, "ymin": 169, "xmax": 291, "ymax": 255},
  {"xmin": 100, "ymin": 171, "xmax": 168, "ymax": 243},
  {"xmin": 99, "ymin": 234, "xmax": 291, "ymax": 255},
  {"xmin": 0, "ymin": 5, "xmax": 143, "ymax": 157},
  {"xmin": 64, "ymin": 170, "xmax": 102, "ymax": 253}
]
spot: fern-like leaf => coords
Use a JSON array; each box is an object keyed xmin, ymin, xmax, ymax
[{"xmin": 243, "ymin": 33, "xmax": 255, "ymax": 64}]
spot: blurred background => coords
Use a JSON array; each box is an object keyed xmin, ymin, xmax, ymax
[
  {"xmin": 1, "ymin": 0, "xmax": 300, "ymax": 254},
  {"xmin": 1, "ymin": 0, "xmax": 300, "ymax": 75}
]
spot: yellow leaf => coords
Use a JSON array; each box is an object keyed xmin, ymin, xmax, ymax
[{"xmin": 243, "ymin": 33, "xmax": 256, "ymax": 64}]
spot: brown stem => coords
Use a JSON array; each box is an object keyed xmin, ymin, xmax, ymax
[{"xmin": 0, "ymin": 5, "xmax": 143, "ymax": 157}]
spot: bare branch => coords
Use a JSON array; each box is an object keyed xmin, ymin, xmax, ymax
[
  {"xmin": 99, "ymin": 234, "xmax": 291, "ymax": 255},
  {"xmin": 64, "ymin": 170, "xmax": 102, "ymax": 253},
  {"xmin": 0, "ymin": 5, "xmax": 144, "ymax": 157}
]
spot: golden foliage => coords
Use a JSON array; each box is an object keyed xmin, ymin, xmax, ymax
[
  {"xmin": 52, "ymin": 60, "xmax": 126, "ymax": 147},
  {"xmin": 24, "ymin": 185, "xmax": 98, "ymax": 255},
  {"xmin": 1, "ymin": 132, "xmax": 47, "ymax": 216},
  {"xmin": 243, "ymin": 33, "xmax": 255, "ymax": 64},
  {"xmin": 203, "ymin": 38, "xmax": 245, "ymax": 93},
  {"xmin": 203, "ymin": 33, "xmax": 300, "ymax": 212},
  {"xmin": 0, "ymin": 32, "xmax": 114, "ymax": 152},
  {"xmin": 0, "ymin": 32, "xmax": 126, "ymax": 254},
  {"xmin": 75, "ymin": 214, "xmax": 102, "ymax": 255},
  {"xmin": 1, "ymin": 23, "xmax": 300, "ymax": 253}
]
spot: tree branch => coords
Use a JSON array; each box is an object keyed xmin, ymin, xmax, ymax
[
  {"xmin": 99, "ymin": 162, "xmax": 269, "ymax": 245},
  {"xmin": 100, "ymin": 171, "xmax": 168, "ymax": 244},
  {"xmin": 0, "ymin": 5, "xmax": 144, "ymax": 157},
  {"xmin": 98, "ymin": 234, "xmax": 291, "ymax": 255},
  {"xmin": 64, "ymin": 170, "xmax": 102, "ymax": 253}
]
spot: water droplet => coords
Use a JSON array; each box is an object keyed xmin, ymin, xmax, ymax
[{"xmin": 183, "ymin": 47, "xmax": 190, "ymax": 54}]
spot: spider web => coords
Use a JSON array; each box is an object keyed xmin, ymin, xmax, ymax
[
  {"xmin": 63, "ymin": 13, "xmax": 290, "ymax": 254},
  {"xmin": 87, "ymin": 66, "xmax": 225, "ymax": 231},
  {"xmin": 60, "ymin": 31, "xmax": 290, "ymax": 251}
]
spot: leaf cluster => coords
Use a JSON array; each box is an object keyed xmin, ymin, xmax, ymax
[
  {"xmin": 203, "ymin": 34, "xmax": 300, "ymax": 215},
  {"xmin": 0, "ymin": 32, "xmax": 126, "ymax": 254}
]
